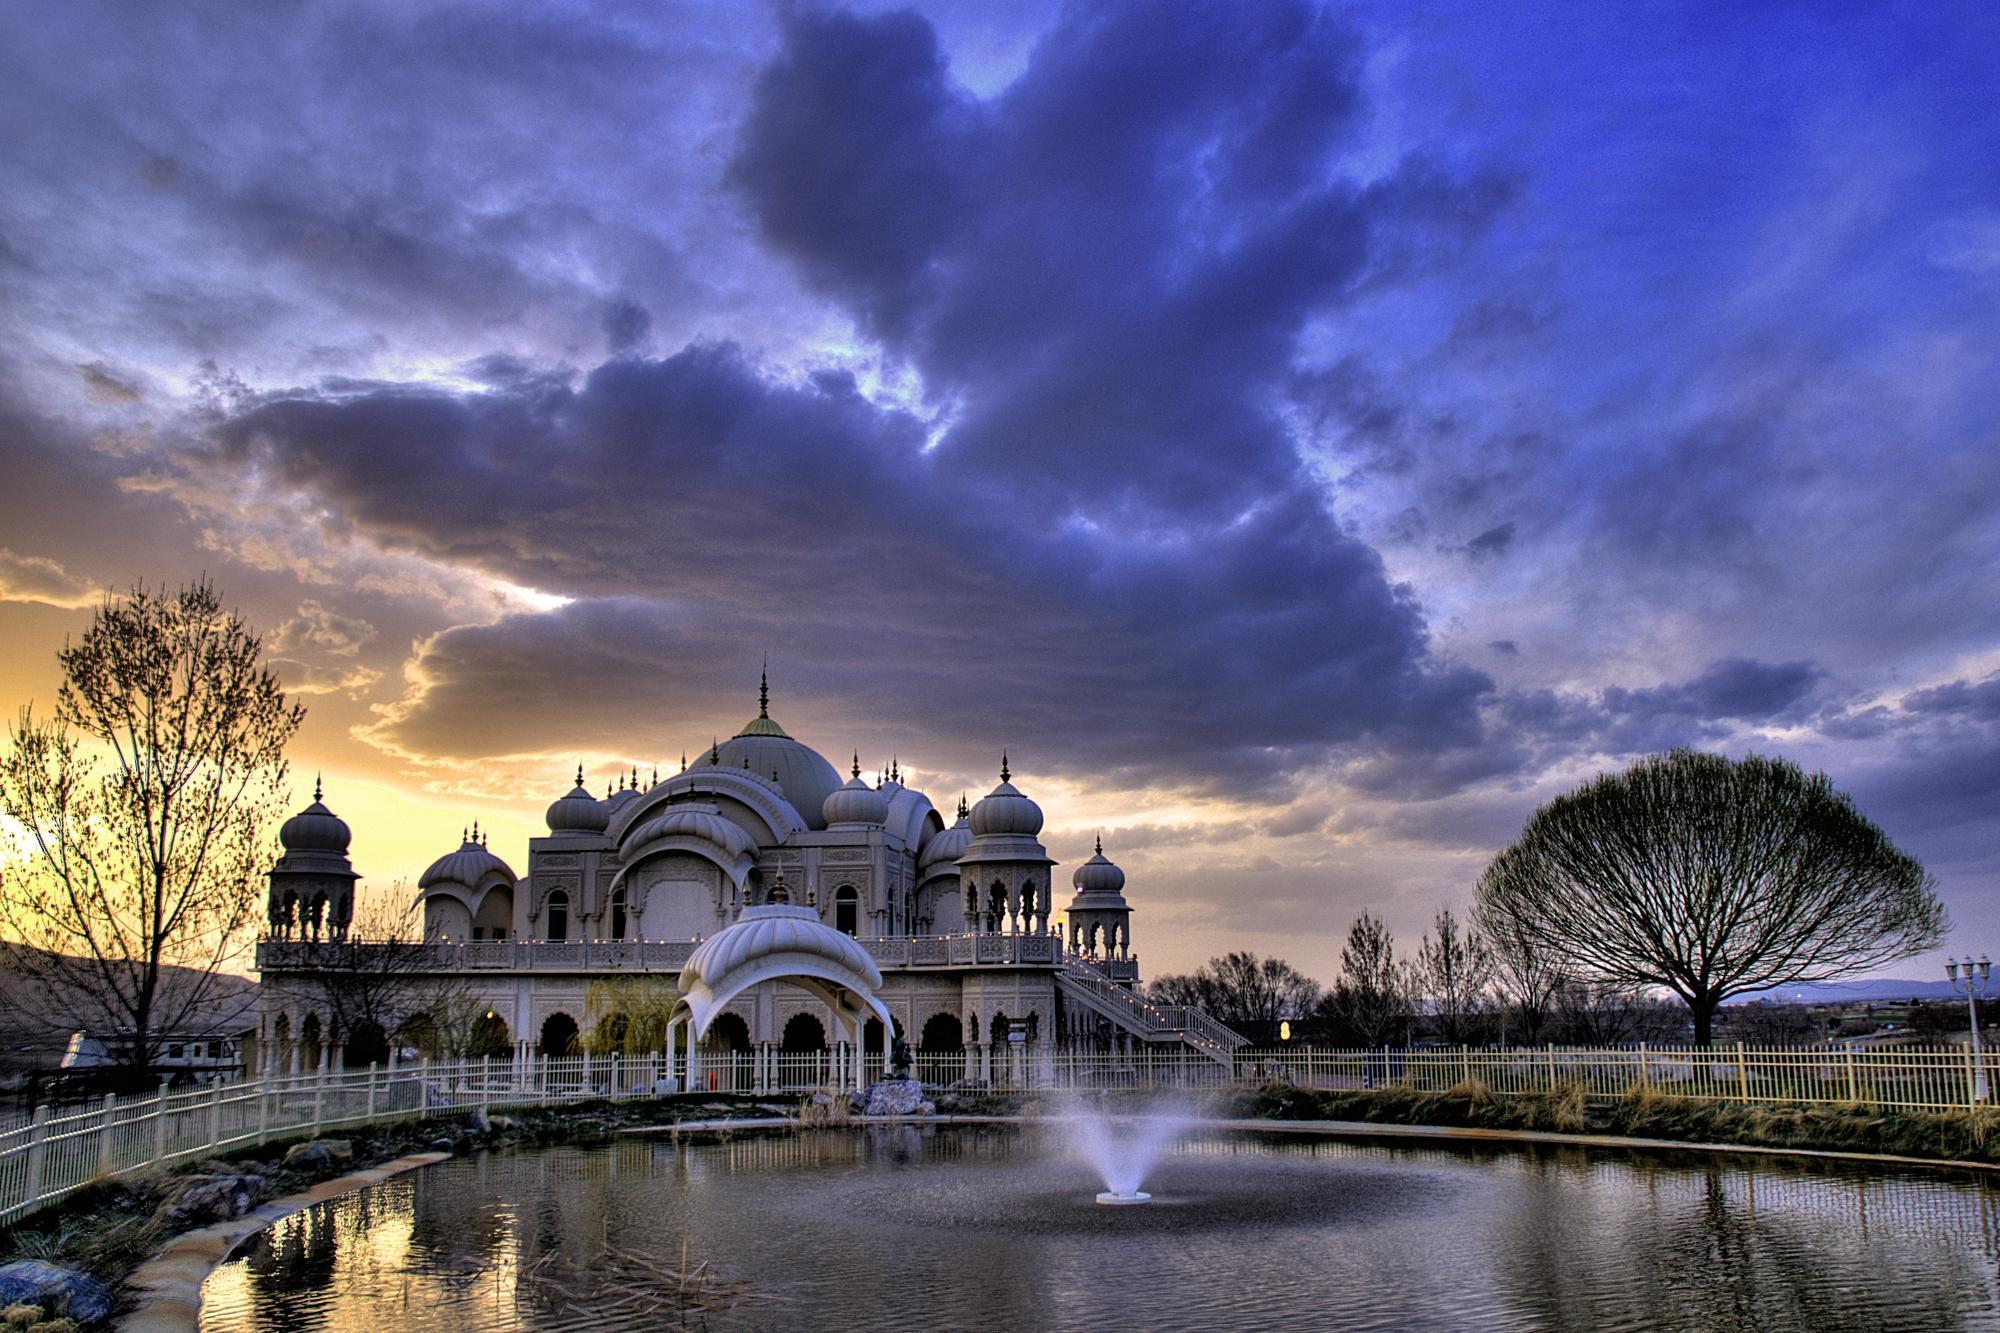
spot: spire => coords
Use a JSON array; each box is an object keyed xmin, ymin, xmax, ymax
[
  {"xmin": 852, "ymin": 751, "xmax": 861, "ymax": 779},
  {"xmin": 313, "ymin": 772, "xmax": 323, "ymax": 803},
  {"xmin": 631, "ymin": 765, "xmax": 639, "ymax": 790},
  {"xmin": 710, "ymin": 737, "xmax": 719, "ymax": 765},
  {"xmin": 574, "ymin": 763, "xmax": 584, "ymax": 788},
  {"xmin": 680, "ymin": 751, "xmax": 687, "ymax": 773},
  {"xmin": 1000, "ymin": 750, "xmax": 1010, "ymax": 783},
  {"xmin": 891, "ymin": 756, "xmax": 900, "ymax": 783},
  {"xmin": 650, "ymin": 765, "xmax": 657, "ymax": 788},
  {"xmin": 759, "ymin": 658, "xmax": 770, "ymax": 719},
  {"xmin": 471, "ymin": 820, "xmax": 480, "ymax": 845},
  {"xmin": 1095, "ymin": 832, "xmax": 1103, "ymax": 856},
  {"xmin": 957, "ymin": 793, "xmax": 969, "ymax": 820}
]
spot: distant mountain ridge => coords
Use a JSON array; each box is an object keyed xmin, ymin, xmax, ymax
[{"xmin": 1728, "ymin": 978, "xmax": 1962, "ymax": 1005}]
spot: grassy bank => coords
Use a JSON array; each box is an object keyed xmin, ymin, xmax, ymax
[{"xmin": 1240, "ymin": 1078, "xmax": 2000, "ymax": 1166}]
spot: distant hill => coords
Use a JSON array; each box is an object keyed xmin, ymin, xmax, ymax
[
  {"xmin": 0, "ymin": 943, "xmax": 258, "ymax": 1068},
  {"xmin": 1726, "ymin": 978, "xmax": 1960, "ymax": 1005}
]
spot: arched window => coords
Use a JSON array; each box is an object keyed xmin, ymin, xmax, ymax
[
  {"xmin": 608, "ymin": 888, "xmax": 627, "ymax": 941},
  {"xmin": 545, "ymin": 890, "xmax": 569, "ymax": 942},
  {"xmin": 834, "ymin": 886, "xmax": 859, "ymax": 937}
]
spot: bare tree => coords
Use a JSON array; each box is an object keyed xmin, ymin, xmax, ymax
[
  {"xmin": 1148, "ymin": 951, "xmax": 1320, "ymax": 1030},
  {"xmin": 0, "ymin": 580, "xmax": 302, "ymax": 1070},
  {"xmin": 302, "ymin": 890, "xmax": 477, "ymax": 1066},
  {"xmin": 584, "ymin": 978, "xmax": 680, "ymax": 1056},
  {"xmin": 1476, "ymin": 750, "xmax": 1946, "ymax": 1045},
  {"xmin": 1327, "ymin": 912, "xmax": 1411, "ymax": 1046},
  {"xmin": 1549, "ymin": 980, "xmax": 1684, "ymax": 1046},
  {"xmin": 1482, "ymin": 909, "xmax": 1565, "ymax": 1045},
  {"xmin": 1413, "ymin": 906, "xmax": 1495, "ymax": 1045}
]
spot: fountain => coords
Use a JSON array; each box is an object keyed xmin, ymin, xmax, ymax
[{"xmin": 1067, "ymin": 1099, "xmax": 1193, "ymax": 1206}]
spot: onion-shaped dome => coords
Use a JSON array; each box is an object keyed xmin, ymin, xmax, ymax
[
  {"xmin": 418, "ymin": 828, "xmax": 517, "ymax": 890},
  {"xmin": 969, "ymin": 754, "xmax": 1043, "ymax": 837},
  {"xmin": 1072, "ymin": 836, "xmax": 1127, "ymax": 894},
  {"xmin": 679, "ymin": 903, "xmax": 883, "ymax": 997},
  {"xmin": 280, "ymin": 779, "xmax": 351, "ymax": 854},
  {"xmin": 823, "ymin": 756, "xmax": 889, "ymax": 826},
  {"xmin": 545, "ymin": 767, "xmax": 610, "ymax": 834},
  {"xmin": 624, "ymin": 804, "xmax": 758, "ymax": 860},
  {"xmin": 706, "ymin": 671, "xmax": 842, "ymax": 829},
  {"xmin": 920, "ymin": 802, "xmax": 973, "ymax": 874}
]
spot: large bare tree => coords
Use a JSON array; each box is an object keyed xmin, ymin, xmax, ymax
[
  {"xmin": 0, "ymin": 580, "xmax": 302, "ymax": 1071},
  {"xmin": 301, "ymin": 891, "xmax": 476, "ymax": 1067},
  {"xmin": 1475, "ymin": 749, "xmax": 1946, "ymax": 1045}
]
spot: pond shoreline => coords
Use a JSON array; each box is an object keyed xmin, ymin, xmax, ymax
[{"xmin": 11, "ymin": 1083, "xmax": 1999, "ymax": 1326}]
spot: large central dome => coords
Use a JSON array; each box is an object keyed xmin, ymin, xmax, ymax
[{"xmin": 707, "ymin": 671, "xmax": 842, "ymax": 829}]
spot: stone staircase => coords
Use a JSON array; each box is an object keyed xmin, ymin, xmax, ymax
[{"xmin": 1056, "ymin": 958, "xmax": 1246, "ymax": 1065}]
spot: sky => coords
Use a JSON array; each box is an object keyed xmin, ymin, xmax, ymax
[{"xmin": 1, "ymin": 0, "xmax": 1997, "ymax": 987}]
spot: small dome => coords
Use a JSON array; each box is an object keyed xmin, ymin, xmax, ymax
[
  {"xmin": 545, "ymin": 769, "xmax": 610, "ymax": 834},
  {"xmin": 970, "ymin": 756, "xmax": 1042, "ymax": 837},
  {"xmin": 823, "ymin": 759, "xmax": 889, "ymax": 827},
  {"xmin": 419, "ymin": 831, "xmax": 516, "ymax": 891},
  {"xmin": 680, "ymin": 903, "xmax": 883, "ymax": 997},
  {"xmin": 1072, "ymin": 837, "xmax": 1126, "ymax": 893},
  {"xmin": 625, "ymin": 804, "xmax": 758, "ymax": 860},
  {"xmin": 920, "ymin": 807, "xmax": 973, "ymax": 872},
  {"xmin": 280, "ymin": 780, "xmax": 350, "ymax": 854}
]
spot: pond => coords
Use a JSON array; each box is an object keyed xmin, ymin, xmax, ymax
[{"xmin": 199, "ymin": 1123, "xmax": 2000, "ymax": 1330}]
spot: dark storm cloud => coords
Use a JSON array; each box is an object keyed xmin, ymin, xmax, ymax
[{"xmin": 201, "ymin": 1, "xmax": 1518, "ymax": 791}]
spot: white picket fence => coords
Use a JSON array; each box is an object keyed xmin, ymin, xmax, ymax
[{"xmin": 3, "ymin": 1042, "xmax": 1996, "ymax": 1228}]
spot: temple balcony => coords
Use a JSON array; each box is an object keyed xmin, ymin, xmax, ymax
[{"xmin": 255, "ymin": 932, "xmax": 1138, "ymax": 977}]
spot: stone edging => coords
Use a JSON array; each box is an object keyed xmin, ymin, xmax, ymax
[{"xmin": 118, "ymin": 1151, "xmax": 451, "ymax": 1332}]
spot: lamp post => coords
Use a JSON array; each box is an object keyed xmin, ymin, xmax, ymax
[{"xmin": 1946, "ymin": 955, "xmax": 1993, "ymax": 1103}]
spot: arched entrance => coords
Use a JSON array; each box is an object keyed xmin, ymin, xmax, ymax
[
  {"xmin": 668, "ymin": 904, "xmax": 891, "ymax": 1094},
  {"xmin": 540, "ymin": 1012, "xmax": 579, "ymax": 1058},
  {"xmin": 344, "ymin": 1021, "xmax": 389, "ymax": 1069}
]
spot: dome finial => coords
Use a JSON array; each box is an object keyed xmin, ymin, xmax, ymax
[
  {"xmin": 709, "ymin": 737, "xmax": 719, "ymax": 765},
  {"xmin": 680, "ymin": 751, "xmax": 687, "ymax": 773},
  {"xmin": 1000, "ymin": 750, "xmax": 1010, "ymax": 783},
  {"xmin": 313, "ymin": 772, "xmax": 323, "ymax": 803},
  {"xmin": 574, "ymin": 762, "xmax": 584, "ymax": 788},
  {"xmin": 957, "ymin": 793, "xmax": 968, "ymax": 819},
  {"xmin": 650, "ymin": 765, "xmax": 658, "ymax": 788},
  {"xmin": 759, "ymin": 658, "xmax": 769, "ymax": 718},
  {"xmin": 1095, "ymin": 831, "xmax": 1103, "ymax": 856},
  {"xmin": 852, "ymin": 751, "xmax": 861, "ymax": 779}
]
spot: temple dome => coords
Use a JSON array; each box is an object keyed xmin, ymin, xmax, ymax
[
  {"xmin": 920, "ymin": 806, "xmax": 973, "ymax": 872},
  {"xmin": 680, "ymin": 903, "xmax": 883, "ymax": 998},
  {"xmin": 624, "ymin": 804, "xmax": 757, "ymax": 860},
  {"xmin": 1072, "ymin": 838, "xmax": 1127, "ymax": 894},
  {"xmin": 279, "ymin": 780, "xmax": 350, "ymax": 854},
  {"xmin": 970, "ymin": 756, "xmax": 1042, "ymax": 837},
  {"xmin": 545, "ymin": 769, "xmax": 610, "ymax": 834},
  {"xmin": 822, "ymin": 758, "xmax": 889, "ymax": 826},
  {"xmin": 703, "ymin": 673, "xmax": 841, "ymax": 829},
  {"xmin": 419, "ymin": 832, "xmax": 516, "ymax": 891}
]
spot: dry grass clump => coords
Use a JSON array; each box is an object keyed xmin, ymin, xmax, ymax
[{"xmin": 796, "ymin": 1088, "xmax": 851, "ymax": 1129}]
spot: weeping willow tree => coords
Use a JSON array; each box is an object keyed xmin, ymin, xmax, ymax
[{"xmin": 583, "ymin": 977, "xmax": 679, "ymax": 1056}]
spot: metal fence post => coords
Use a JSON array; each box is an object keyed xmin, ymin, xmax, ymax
[
  {"xmin": 366, "ymin": 1062, "xmax": 379, "ymax": 1121},
  {"xmin": 1546, "ymin": 1045, "xmax": 1557, "ymax": 1092},
  {"xmin": 25, "ymin": 1106, "xmax": 48, "ymax": 1206},
  {"xmin": 153, "ymin": 1077, "xmax": 170, "ymax": 1165},
  {"xmin": 97, "ymin": 1093, "xmax": 116, "ymax": 1178},
  {"xmin": 1736, "ymin": 1042, "xmax": 1750, "ymax": 1102},
  {"xmin": 1845, "ymin": 1043, "xmax": 1859, "ymax": 1104},
  {"xmin": 311, "ymin": 1066, "xmax": 325, "ymax": 1137},
  {"xmin": 208, "ymin": 1080, "xmax": 222, "ymax": 1150},
  {"xmin": 1637, "ymin": 1043, "xmax": 1650, "ymax": 1090},
  {"xmin": 613, "ymin": 1053, "xmax": 622, "ymax": 1099},
  {"xmin": 258, "ymin": 1075, "xmax": 271, "ymax": 1146},
  {"xmin": 481, "ymin": 1054, "xmax": 491, "ymax": 1114}
]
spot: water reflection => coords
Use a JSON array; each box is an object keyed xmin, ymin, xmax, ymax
[{"xmin": 201, "ymin": 1128, "xmax": 2000, "ymax": 1331}]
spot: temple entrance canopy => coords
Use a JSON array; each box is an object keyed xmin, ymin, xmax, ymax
[{"xmin": 667, "ymin": 903, "xmax": 890, "ymax": 1089}]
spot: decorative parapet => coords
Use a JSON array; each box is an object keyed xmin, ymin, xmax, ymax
[{"xmin": 256, "ymin": 931, "xmax": 1069, "ymax": 975}]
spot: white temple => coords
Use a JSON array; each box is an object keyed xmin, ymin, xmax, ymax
[{"xmin": 255, "ymin": 673, "xmax": 1242, "ymax": 1084}]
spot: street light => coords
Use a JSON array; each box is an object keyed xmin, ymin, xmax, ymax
[{"xmin": 1946, "ymin": 955, "xmax": 1993, "ymax": 1103}]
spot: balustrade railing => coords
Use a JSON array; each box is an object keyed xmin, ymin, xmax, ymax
[{"xmin": 260, "ymin": 932, "xmax": 1071, "ymax": 974}]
